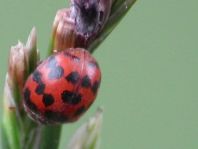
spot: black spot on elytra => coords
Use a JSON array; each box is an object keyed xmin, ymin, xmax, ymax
[
  {"xmin": 32, "ymin": 71, "xmax": 42, "ymax": 84},
  {"xmin": 44, "ymin": 110, "xmax": 68, "ymax": 123},
  {"xmin": 61, "ymin": 90, "xmax": 82, "ymax": 105},
  {"xmin": 42, "ymin": 94, "xmax": 55, "ymax": 107},
  {"xmin": 66, "ymin": 71, "xmax": 80, "ymax": 84},
  {"xmin": 64, "ymin": 51, "xmax": 80, "ymax": 61},
  {"xmin": 46, "ymin": 56, "xmax": 57, "ymax": 68},
  {"xmin": 74, "ymin": 106, "xmax": 86, "ymax": 116},
  {"xmin": 92, "ymin": 81, "xmax": 100, "ymax": 94},
  {"xmin": 48, "ymin": 66, "xmax": 64, "ymax": 80},
  {"xmin": 24, "ymin": 88, "xmax": 31, "ymax": 101},
  {"xmin": 23, "ymin": 88, "xmax": 38, "ymax": 112},
  {"xmin": 81, "ymin": 75, "xmax": 91, "ymax": 88},
  {"xmin": 35, "ymin": 83, "xmax": 45, "ymax": 95}
]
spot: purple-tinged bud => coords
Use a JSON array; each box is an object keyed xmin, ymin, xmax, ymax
[
  {"xmin": 71, "ymin": 0, "xmax": 112, "ymax": 28},
  {"xmin": 70, "ymin": 0, "xmax": 112, "ymax": 45},
  {"xmin": 8, "ymin": 42, "xmax": 27, "ymax": 92},
  {"xmin": 7, "ymin": 28, "xmax": 39, "ymax": 94},
  {"xmin": 4, "ymin": 73, "xmax": 18, "ymax": 110},
  {"xmin": 51, "ymin": 0, "xmax": 112, "ymax": 52}
]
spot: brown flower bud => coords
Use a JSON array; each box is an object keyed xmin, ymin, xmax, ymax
[
  {"xmin": 8, "ymin": 42, "xmax": 27, "ymax": 92},
  {"xmin": 51, "ymin": 0, "xmax": 112, "ymax": 52},
  {"xmin": 52, "ymin": 8, "xmax": 76, "ymax": 52},
  {"xmin": 8, "ymin": 28, "xmax": 39, "ymax": 94}
]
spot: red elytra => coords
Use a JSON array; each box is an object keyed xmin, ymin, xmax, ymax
[{"xmin": 23, "ymin": 48, "xmax": 101, "ymax": 124}]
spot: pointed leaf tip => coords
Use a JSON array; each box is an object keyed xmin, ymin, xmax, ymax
[
  {"xmin": 68, "ymin": 108, "xmax": 103, "ymax": 149},
  {"xmin": 26, "ymin": 27, "xmax": 37, "ymax": 51}
]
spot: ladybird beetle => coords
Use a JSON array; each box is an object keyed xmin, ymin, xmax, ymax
[{"xmin": 23, "ymin": 48, "xmax": 101, "ymax": 124}]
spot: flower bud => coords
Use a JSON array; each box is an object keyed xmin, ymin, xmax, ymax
[
  {"xmin": 8, "ymin": 28, "xmax": 39, "ymax": 95},
  {"xmin": 51, "ymin": 0, "xmax": 112, "ymax": 52},
  {"xmin": 4, "ymin": 74, "xmax": 16, "ymax": 109},
  {"xmin": 68, "ymin": 108, "xmax": 103, "ymax": 149},
  {"xmin": 25, "ymin": 27, "xmax": 39, "ymax": 73},
  {"xmin": 52, "ymin": 8, "xmax": 76, "ymax": 52},
  {"xmin": 8, "ymin": 41, "xmax": 27, "ymax": 92},
  {"xmin": 71, "ymin": 0, "xmax": 112, "ymax": 29}
]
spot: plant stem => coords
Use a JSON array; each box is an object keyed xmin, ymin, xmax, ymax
[
  {"xmin": 40, "ymin": 125, "xmax": 62, "ymax": 149},
  {"xmin": 2, "ymin": 108, "xmax": 21, "ymax": 149},
  {"xmin": 1, "ymin": 74, "xmax": 22, "ymax": 149},
  {"xmin": 1, "ymin": 125, "xmax": 10, "ymax": 149}
]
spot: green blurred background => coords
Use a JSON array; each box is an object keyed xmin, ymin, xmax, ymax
[{"xmin": 0, "ymin": 0, "xmax": 198, "ymax": 148}]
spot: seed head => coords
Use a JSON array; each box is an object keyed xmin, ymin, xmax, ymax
[{"xmin": 51, "ymin": 0, "xmax": 112, "ymax": 52}]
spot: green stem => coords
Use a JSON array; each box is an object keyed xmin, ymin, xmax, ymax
[
  {"xmin": 22, "ymin": 120, "xmax": 38, "ymax": 149},
  {"xmin": 1, "ymin": 125, "xmax": 10, "ymax": 149},
  {"xmin": 1, "ymin": 75, "xmax": 21, "ymax": 149},
  {"xmin": 2, "ymin": 108, "xmax": 21, "ymax": 149},
  {"xmin": 40, "ymin": 125, "xmax": 62, "ymax": 149}
]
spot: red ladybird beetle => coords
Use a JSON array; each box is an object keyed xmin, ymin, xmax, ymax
[{"xmin": 23, "ymin": 48, "xmax": 101, "ymax": 124}]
